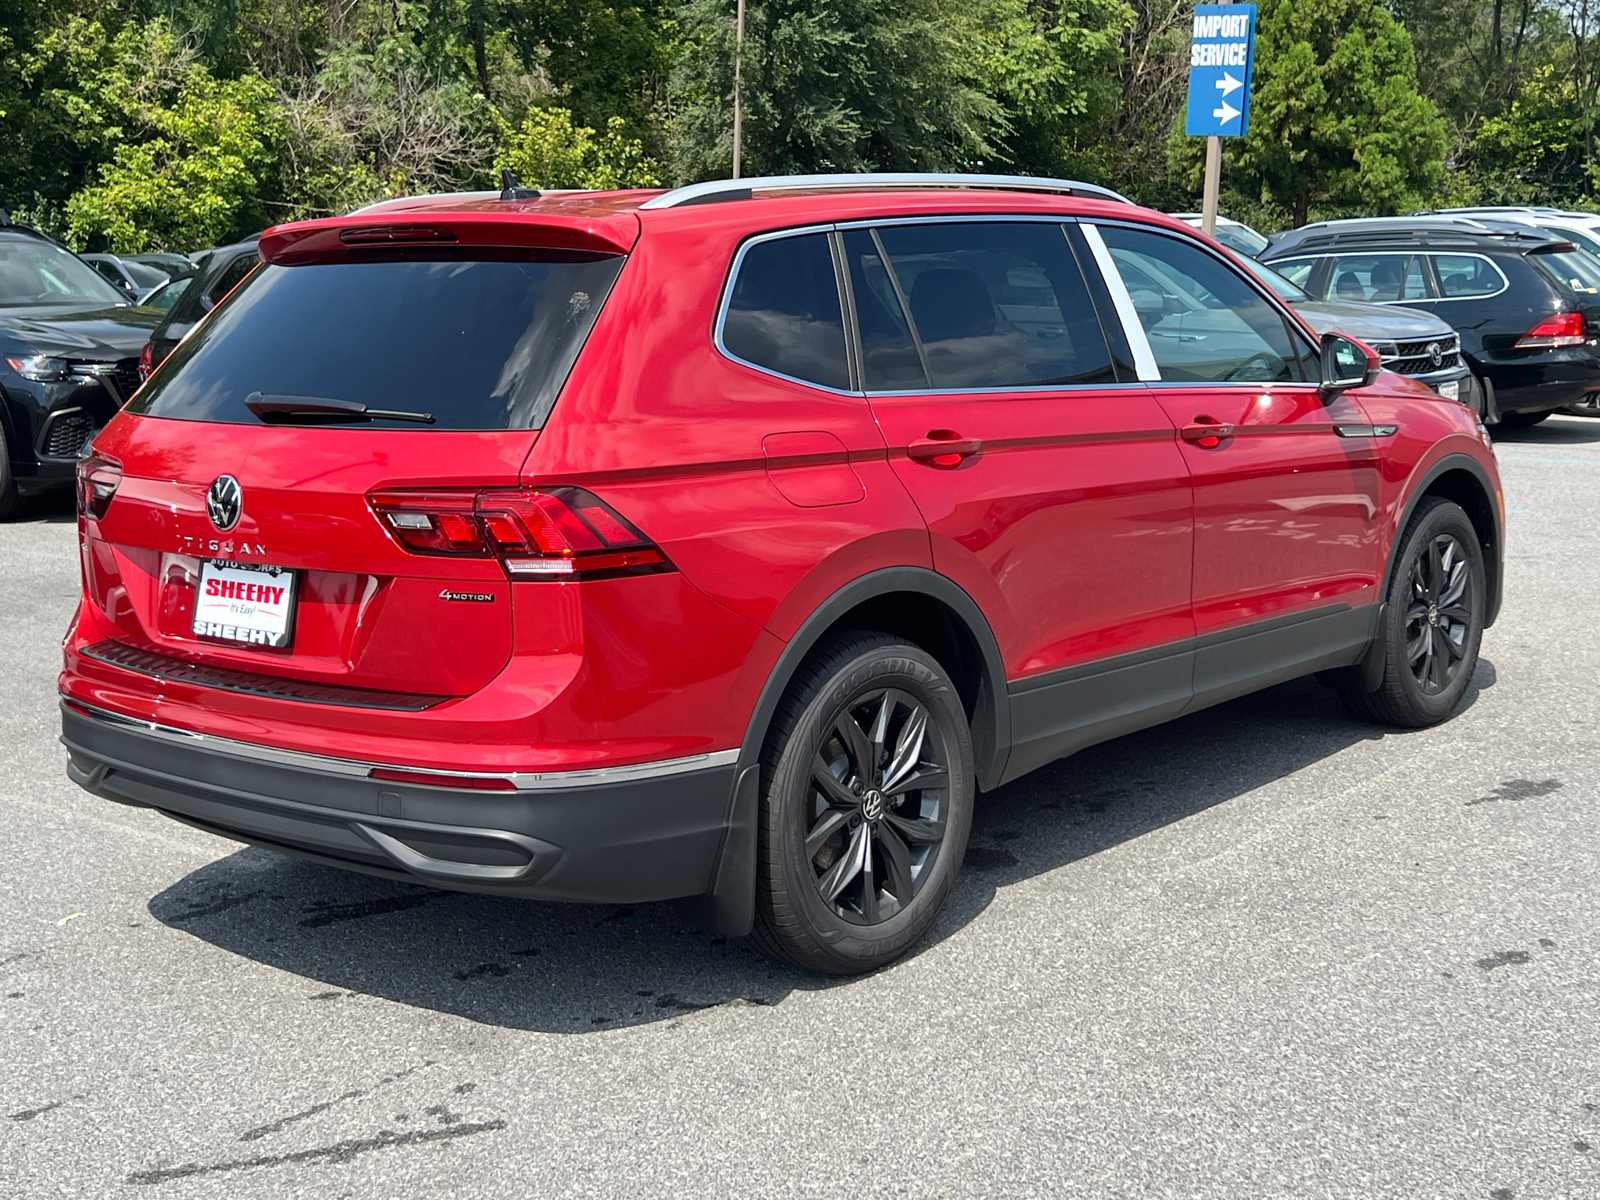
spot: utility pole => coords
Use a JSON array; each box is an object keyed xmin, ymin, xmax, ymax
[{"xmin": 732, "ymin": 0, "xmax": 745, "ymax": 179}]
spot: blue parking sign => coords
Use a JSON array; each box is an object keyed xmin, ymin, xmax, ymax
[{"xmin": 1185, "ymin": 4, "xmax": 1257, "ymax": 138}]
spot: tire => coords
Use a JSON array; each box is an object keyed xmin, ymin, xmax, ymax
[
  {"xmin": 749, "ymin": 632, "xmax": 975, "ymax": 975},
  {"xmin": 1497, "ymin": 409, "xmax": 1551, "ymax": 428},
  {"xmin": 0, "ymin": 421, "xmax": 22, "ymax": 522},
  {"xmin": 1339, "ymin": 497, "xmax": 1486, "ymax": 727}
]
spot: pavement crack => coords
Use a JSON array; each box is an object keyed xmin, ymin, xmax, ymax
[
  {"xmin": 238, "ymin": 1091, "xmax": 364, "ymax": 1142},
  {"xmin": 126, "ymin": 1120, "xmax": 506, "ymax": 1185},
  {"xmin": 10, "ymin": 1100, "xmax": 64, "ymax": 1122}
]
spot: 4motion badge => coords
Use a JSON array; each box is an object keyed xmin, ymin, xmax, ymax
[{"xmin": 440, "ymin": 589, "xmax": 496, "ymax": 603}]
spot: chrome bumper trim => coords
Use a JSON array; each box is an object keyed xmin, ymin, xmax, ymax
[{"xmin": 59, "ymin": 698, "xmax": 739, "ymax": 791}]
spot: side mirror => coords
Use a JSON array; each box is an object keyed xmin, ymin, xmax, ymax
[{"xmin": 1319, "ymin": 332, "xmax": 1381, "ymax": 398}]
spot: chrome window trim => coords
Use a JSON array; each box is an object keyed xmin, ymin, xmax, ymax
[
  {"xmin": 861, "ymin": 382, "xmax": 1153, "ymax": 398},
  {"xmin": 712, "ymin": 222, "xmax": 861, "ymax": 396},
  {"xmin": 835, "ymin": 214, "xmax": 1082, "ymax": 231},
  {"xmin": 1079, "ymin": 223, "xmax": 1160, "ymax": 381},
  {"xmin": 1270, "ymin": 251, "xmax": 1510, "ymax": 304},
  {"xmin": 1084, "ymin": 218, "xmax": 1324, "ymax": 386},
  {"xmin": 62, "ymin": 699, "xmax": 739, "ymax": 791}
]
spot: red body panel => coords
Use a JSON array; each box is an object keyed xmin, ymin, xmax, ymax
[
  {"xmin": 870, "ymin": 386, "xmax": 1193, "ymax": 679},
  {"xmin": 1148, "ymin": 383, "xmax": 1384, "ymax": 632}
]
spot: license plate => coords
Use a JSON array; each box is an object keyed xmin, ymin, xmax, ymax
[
  {"xmin": 193, "ymin": 560, "xmax": 297, "ymax": 648},
  {"xmin": 1437, "ymin": 380, "xmax": 1460, "ymax": 401}
]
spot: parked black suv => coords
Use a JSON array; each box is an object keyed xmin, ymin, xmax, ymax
[
  {"xmin": 142, "ymin": 239, "xmax": 261, "ymax": 378},
  {"xmin": 0, "ymin": 219, "xmax": 160, "ymax": 518},
  {"xmin": 1263, "ymin": 216, "xmax": 1600, "ymax": 425}
]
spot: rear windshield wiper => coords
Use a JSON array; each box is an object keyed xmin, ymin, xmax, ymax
[{"xmin": 244, "ymin": 393, "xmax": 436, "ymax": 425}]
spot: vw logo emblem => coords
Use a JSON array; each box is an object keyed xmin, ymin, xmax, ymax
[
  {"xmin": 1426, "ymin": 341, "xmax": 1442, "ymax": 368},
  {"xmin": 206, "ymin": 475, "xmax": 242, "ymax": 532}
]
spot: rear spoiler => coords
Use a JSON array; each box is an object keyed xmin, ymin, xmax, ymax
[{"xmin": 258, "ymin": 209, "xmax": 640, "ymax": 265}]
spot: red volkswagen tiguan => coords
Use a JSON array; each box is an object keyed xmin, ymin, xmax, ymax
[{"xmin": 60, "ymin": 175, "xmax": 1504, "ymax": 974}]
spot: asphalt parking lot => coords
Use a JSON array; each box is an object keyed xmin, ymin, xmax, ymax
[{"xmin": 4, "ymin": 419, "xmax": 1599, "ymax": 1199}]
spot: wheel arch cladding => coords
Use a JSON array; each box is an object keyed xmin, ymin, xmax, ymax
[
  {"xmin": 707, "ymin": 568, "xmax": 1011, "ymax": 938},
  {"xmin": 1396, "ymin": 456, "xmax": 1502, "ymax": 630}
]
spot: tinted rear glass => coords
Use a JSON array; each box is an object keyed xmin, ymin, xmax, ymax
[
  {"xmin": 721, "ymin": 233, "xmax": 849, "ymax": 390},
  {"xmin": 129, "ymin": 254, "xmax": 624, "ymax": 430}
]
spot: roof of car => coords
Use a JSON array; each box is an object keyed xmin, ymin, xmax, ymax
[
  {"xmin": 259, "ymin": 175, "xmax": 1183, "ymax": 265},
  {"xmin": 1266, "ymin": 215, "xmax": 1570, "ymax": 258}
]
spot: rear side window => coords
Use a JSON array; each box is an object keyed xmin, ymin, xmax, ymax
[
  {"xmin": 128, "ymin": 253, "xmax": 625, "ymax": 430},
  {"xmin": 1097, "ymin": 224, "xmax": 1312, "ymax": 383},
  {"xmin": 1325, "ymin": 254, "xmax": 1429, "ymax": 302},
  {"xmin": 870, "ymin": 221, "xmax": 1115, "ymax": 389},
  {"xmin": 1432, "ymin": 254, "xmax": 1506, "ymax": 298},
  {"xmin": 204, "ymin": 253, "xmax": 259, "ymax": 308},
  {"xmin": 721, "ymin": 233, "xmax": 849, "ymax": 390}
]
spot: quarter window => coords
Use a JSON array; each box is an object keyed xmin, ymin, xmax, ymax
[
  {"xmin": 1096, "ymin": 225, "xmax": 1312, "ymax": 383},
  {"xmin": 1431, "ymin": 254, "xmax": 1506, "ymax": 299},
  {"xmin": 722, "ymin": 232, "xmax": 850, "ymax": 390},
  {"xmin": 865, "ymin": 221, "xmax": 1115, "ymax": 390}
]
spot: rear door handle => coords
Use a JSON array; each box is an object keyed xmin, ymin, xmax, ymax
[{"xmin": 907, "ymin": 431, "xmax": 983, "ymax": 466}]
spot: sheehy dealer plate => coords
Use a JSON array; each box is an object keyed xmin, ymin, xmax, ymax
[{"xmin": 192, "ymin": 560, "xmax": 298, "ymax": 648}]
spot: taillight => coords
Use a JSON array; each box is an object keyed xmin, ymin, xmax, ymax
[
  {"xmin": 137, "ymin": 342, "xmax": 154, "ymax": 383},
  {"xmin": 1516, "ymin": 310, "xmax": 1586, "ymax": 348},
  {"xmin": 76, "ymin": 453, "xmax": 122, "ymax": 520},
  {"xmin": 369, "ymin": 487, "xmax": 671, "ymax": 580}
]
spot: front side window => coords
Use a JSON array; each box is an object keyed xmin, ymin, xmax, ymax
[
  {"xmin": 129, "ymin": 253, "xmax": 625, "ymax": 430},
  {"xmin": 1324, "ymin": 254, "xmax": 1429, "ymax": 302},
  {"xmin": 867, "ymin": 221, "xmax": 1115, "ymax": 390},
  {"xmin": 1270, "ymin": 258, "xmax": 1317, "ymax": 290},
  {"xmin": 721, "ymin": 232, "xmax": 849, "ymax": 390},
  {"xmin": 1096, "ymin": 224, "xmax": 1311, "ymax": 383},
  {"xmin": 1431, "ymin": 254, "xmax": 1506, "ymax": 299}
]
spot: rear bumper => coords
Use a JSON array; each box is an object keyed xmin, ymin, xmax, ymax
[{"xmin": 61, "ymin": 700, "xmax": 737, "ymax": 904}]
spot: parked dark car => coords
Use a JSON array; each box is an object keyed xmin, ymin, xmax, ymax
[
  {"xmin": 0, "ymin": 222, "xmax": 159, "ymax": 518},
  {"xmin": 1239, "ymin": 256, "xmax": 1471, "ymax": 400},
  {"xmin": 126, "ymin": 252, "xmax": 198, "ymax": 281},
  {"xmin": 80, "ymin": 253, "xmax": 169, "ymax": 303},
  {"xmin": 1262, "ymin": 217, "xmax": 1600, "ymax": 426},
  {"xmin": 141, "ymin": 240, "xmax": 261, "ymax": 379}
]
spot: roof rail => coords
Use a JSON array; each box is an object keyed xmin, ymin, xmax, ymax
[{"xmin": 639, "ymin": 173, "xmax": 1133, "ymax": 209}]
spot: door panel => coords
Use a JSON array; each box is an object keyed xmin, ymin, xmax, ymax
[
  {"xmin": 851, "ymin": 220, "xmax": 1195, "ymax": 689},
  {"xmin": 1091, "ymin": 222, "xmax": 1384, "ymax": 639}
]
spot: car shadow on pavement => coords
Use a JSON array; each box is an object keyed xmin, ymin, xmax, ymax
[
  {"xmin": 13, "ymin": 490, "xmax": 76, "ymax": 523},
  {"xmin": 1491, "ymin": 415, "xmax": 1600, "ymax": 444},
  {"xmin": 148, "ymin": 660, "xmax": 1497, "ymax": 1033}
]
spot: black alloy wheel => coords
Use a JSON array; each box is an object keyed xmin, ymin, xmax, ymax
[
  {"xmin": 751, "ymin": 633, "xmax": 974, "ymax": 974},
  {"xmin": 1339, "ymin": 497, "xmax": 1486, "ymax": 727}
]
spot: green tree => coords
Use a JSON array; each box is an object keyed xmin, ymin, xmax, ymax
[
  {"xmin": 979, "ymin": 0, "xmax": 1134, "ymax": 180},
  {"xmin": 495, "ymin": 106, "xmax": 662, "ymax": 187},
  {"xmin": 1193, "ymin": 0, "xmax": 1447, "ymax": 225},
  {"xmin": 669, "ymin": 0, "xmax": 1003, "ymax": 181}
]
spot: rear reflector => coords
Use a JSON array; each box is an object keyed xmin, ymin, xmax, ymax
[
  {"xmin": 369, "ymin": 486, "xmax": 671, "ymax": 580},
  {"xmin": 77, "ymin": 453, "xmax": 122, "ymax": 520},
  {"xmin": 369, "ymin": 767, "xmax": 517, "ymax": 791},
  {"xmin": 1516, "ymin": 311, "xmax": 1586, "ymax": 348}
]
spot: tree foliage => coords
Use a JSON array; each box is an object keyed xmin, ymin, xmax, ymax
[{"xmin": 3, "ymin": 0, "xmax": 1599, "ymax": 249}]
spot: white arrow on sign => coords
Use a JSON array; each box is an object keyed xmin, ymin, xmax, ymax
[
  {"xmin": 1213, "ymin": 100, "xmax": 1241, "ymax": 125},
  {"xmin": 1215, "ymin": 71, "xmax": 1243, "ymax": 98}
]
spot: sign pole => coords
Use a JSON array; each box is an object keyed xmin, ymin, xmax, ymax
[
  {"xmin": 732, "ymin": 0, "xmax": 745, "ymax": 180},
  {"xmin": 1201, "ymin": 136, "xmax": 1222, "ymax": 238}
]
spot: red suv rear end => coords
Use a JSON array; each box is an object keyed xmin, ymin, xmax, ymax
[{"xmin": 60, "ymin": 176, "xmax": 1504, "ymax": 974}]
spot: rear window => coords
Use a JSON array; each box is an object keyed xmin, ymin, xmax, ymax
[
  {"xmin": 1432, "ymin": 254, "xmax": 1506, "ymax": 298},
  {"xmin": 1530, "ymin": 247, "xmax": 1600, "ymax": 296},
  {"xmin": 128, "ymin": 253, "xmax": 624, "ymax": 430}
]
